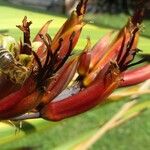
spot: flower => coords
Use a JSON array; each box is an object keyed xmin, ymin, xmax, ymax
[{"xmin": 0, "ymin": 0, "xmax": 149, "ymax": 121}]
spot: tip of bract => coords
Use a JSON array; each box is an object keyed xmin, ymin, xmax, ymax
[
  {"xmin": 76, "ymin": 0, "xmax": 88, "ymax": 16},
  {"xmin": 131, "ymin": 9, "xmax": 144, "ymax": 26}
]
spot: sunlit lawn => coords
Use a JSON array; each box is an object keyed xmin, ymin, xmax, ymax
[{"xmin": 0, "ymin": 1, "xmax": 149, "ymax": 150}]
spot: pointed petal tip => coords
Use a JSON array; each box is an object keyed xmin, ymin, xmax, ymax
[
  {"xmin": 131, "ymin": 8, "xmax": 144, "ymax": 26},
  {"xmin": 76, "ymin": 0, "xmax": 88, "ymax": 16}
]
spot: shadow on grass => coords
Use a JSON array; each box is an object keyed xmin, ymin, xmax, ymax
[
  {"xmin": 13, "ymin": 121, "xmax": 37, "ymax": 135},
  {"xmin": 0, "ymin": 29, "xmax": 9, "ymax": 34}
]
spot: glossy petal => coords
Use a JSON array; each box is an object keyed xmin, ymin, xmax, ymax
[
  {"xmin": 51, "ymin": 0, "xmax": 87, "ymax": 58},
  {"xmin": 39, "ymin": 57, "xmax": 79, "ymax": 107},
  {"xmin": 90, "ymin": 31, "xmax": 113, "ymax": 69},
  {"xmin": 41, "ymin": 64, "xmax": 120, "ymax": 121},
  {"xmin": 120, "ymin": 64, "xmax": 150, "ymax": 86},
  {"xmin": 33, "ymin": 20, "xmax": 52, "ymax": 57},
  {"xmin": 78, "ymin": 38, "xmax": 91, "ymax": 76},
  {"xmin": 0, "ymin": 77, "xmax": 36, "ymax": 119}
]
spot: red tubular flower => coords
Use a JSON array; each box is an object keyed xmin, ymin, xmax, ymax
[
  {"xmin": 40, "ymin": 8, "xmax": 149, "ymax": 121},
  {"xmin": 0, "ymin": 0, "xmax": 149, "ymax": 121},
  {"xmin": 41, "ymin": 64, "xmax": 121, "ymax": 121},
  {"xmin": 50, "ymin": 0, "xmax": 88, "ymax": 58},
  {"xmin": 0, "ymin": 0, "xmax": 87, "ymax": 120}
]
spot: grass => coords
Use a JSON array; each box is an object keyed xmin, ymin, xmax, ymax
[{"xmin": 0, "ymin": 1, "xmax": 149, "ymax": 150}]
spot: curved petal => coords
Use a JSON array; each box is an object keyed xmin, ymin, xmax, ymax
[
  {"xmin": 39, "ymin": 57, "xmax": 79, "ymax": 107},
  {"xmin": 120, "ymin": 64, "xmax": 150, "ymax": 86},
  {"xmin": 41, "ymin": 64, "xmax": 120, "ymax": 121},
  {"xmin": 0, "ymin": 77, "xmax": 36, "ymax": 119}
]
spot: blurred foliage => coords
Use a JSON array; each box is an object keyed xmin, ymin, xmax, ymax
[{"xmin": 87, "ymin": 0, "xmax": 150, "ymax": 14}]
